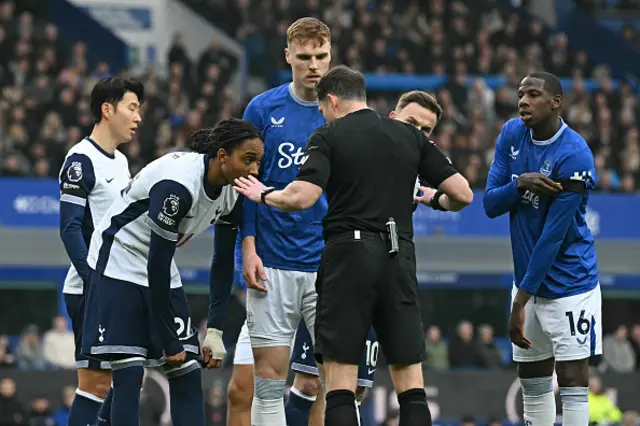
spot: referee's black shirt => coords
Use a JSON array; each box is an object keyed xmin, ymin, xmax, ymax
[{"xmin": 296, "ymin": 108, "xmax": 457, "ymax": 241}]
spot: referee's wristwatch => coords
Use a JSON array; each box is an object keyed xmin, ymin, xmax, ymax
[
  {"xmin": 260, "ymin": 187, "xmax": 276, "ymax": 204},
  {"xmin": 429, "ymin": 189, "xmax": 447, "ymax": 211}
]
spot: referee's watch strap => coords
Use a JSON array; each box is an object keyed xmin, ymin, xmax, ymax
[
  {"xmin": 260, "ymin": 187, "xmax": 276, "ymax": 204},
  {"xmin": 429, "ymin": 189, "xmax": 447, "ymax": 211}
]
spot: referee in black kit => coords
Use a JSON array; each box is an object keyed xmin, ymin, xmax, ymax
[{"xmin": 234, "ymin": 65, "xmax": 473, "ymax": 426}]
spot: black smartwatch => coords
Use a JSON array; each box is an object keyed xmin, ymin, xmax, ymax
[
  {"xmin": 429, "ymin": 189, "xmax": 447, "ymax": 211},
  {"xmin": 260, "ymin": 188, "xmax": 276, "ymax": 204}
]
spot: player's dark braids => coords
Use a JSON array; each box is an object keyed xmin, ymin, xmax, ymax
[{"xmin": 187, "ymin": 118, "xmax": 262, "ymax": 157}]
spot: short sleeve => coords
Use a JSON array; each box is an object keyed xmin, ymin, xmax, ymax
[
  {"xmin": 296, "ymin": 129, "xmax": 332, "ymax": 189},
  {"xmin": 557, "ymin": 148, "xmax": 597, "ymax": 194},
  {"xmin": 417, "ymin": 132, "xmax": 458, "ymax": 188},
  {"xmin": 59, "ymin": 154, "xmax": 96, "ymax": 207},
  {"xmin": 216, "ymin": 195, "xmax": 244, "ymax": 227},
  {"xmin": 146, "ymin": 180, "xmax": 194, "ymax": 241},
  {"xmin": 242, "ymin": 97, "xmax": 263, "ymax": 129}
]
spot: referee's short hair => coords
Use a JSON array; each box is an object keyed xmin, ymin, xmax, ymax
[{"xmin": 315, "ymin": 65, "xmax": 366, "ymax": 103}]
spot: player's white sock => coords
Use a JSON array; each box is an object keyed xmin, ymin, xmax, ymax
[
  {"xmin": 560, "ymin": 387, "xmax": 589, "ymax": 426},
  {"xmin": 520, "ymin": 376, "xmax": 556, "ymax": 426},
  {"xmin": 252, "ymin": 396, "xmax": 286, "ymax": 425},
  {"xmin": 252, "ymin": 376, "xmax": 286, "ymax": 425}
]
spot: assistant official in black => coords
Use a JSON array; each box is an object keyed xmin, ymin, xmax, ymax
[{"xmin": 234, "ymin": 65, "xmax": 473, "ymax": 426}]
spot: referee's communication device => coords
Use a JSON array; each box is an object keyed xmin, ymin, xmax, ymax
[{"xmin": 386, "ymin": 217, "xmax": 400, "ymax": 257}]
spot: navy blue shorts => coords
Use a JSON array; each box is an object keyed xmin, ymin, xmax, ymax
[
  {"xmin": 290, "ymin": 321, "xmax": 378, "ymax": 388},
  {"xmin": 64, "ymin": 293, "xmax": 110, "ymax": 370},
  {"xmin": 81, "ymin": 270, "xmax": 200, "ymax": 364}
]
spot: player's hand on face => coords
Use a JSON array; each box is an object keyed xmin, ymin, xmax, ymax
[
  {"xmin": 414, "ymin": 186, "xmax": 438, "ymax": 206},
  {"xmin": 243, "ymin": 252, "xmax": 268, "ymax": 292},
  {"xmin": 508, "ymin": 305, "xmax": 532, "ymax": 349},
  {"xmin": 516, "ymin": 173, "xmax": 563, "ymax": 196},
  {"xmin": 163, "ymin": 350, "xmax": 187, "ymax": 366},
  {"xmin": 233, "ymin": 176, "xmax": 270, "ymax": 204},
  {"xmin": 201, "ymin": 328, "xmax": 225, "ymax": 369}
]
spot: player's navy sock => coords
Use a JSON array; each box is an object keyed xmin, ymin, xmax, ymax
[
  {"xmin": 111, "ymin": 365, "xmax": 144, "ymax": 426},
  {"xmin": 398, "ymin": 388, "xmax": 432, "ymax": 426},
  {"xmin": 285, "ymin": 386, "xmax": 316, "ymax": 426},
  {"xmin": 167, "ymin": 361, "xmax": 205, "ymax": 426},
  {"xmin": 521, "ymin": 376, "xmax": 556, "ymax": 426},
  {"xmin": 324, "ymin": 390, "xmax": 359, "ymax": 426},
  {"xmin": 96, "ymin": 386, "xmax": 113, "ymax": 426},
  {"xmin": 560, "ymin": 386, "xmax": 589, "ymax": 426},
  {"xmin": 68, "ymin": 389, "xmax": 104, "ymax": 426}
]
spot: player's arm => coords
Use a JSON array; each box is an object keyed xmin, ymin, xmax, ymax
[
  {"xmin": 59, "ymin": 154, "xmax": 96, "ymax": 284},
  {"xmin": 483, "ymin": 125, "xmax": 522, "ymax": 218},
  {"xmin": 201, "ymin": 207, "xmax": 240, "ymax": 367},
  {"xmin": 517, "ymin": 149, "xmax": 596, "ymax": 298},
  {"xmin": 260, "ymin": 130, "xmax": 328, "ymax": 211},
  {"xmin": 146, "ymin": 180, "xmax": 194, "ymax": 358},
  {"xmin": 239, "ymin": 97, "xmax": 263, "ymax": 255},
  {"xmin": 416, "ymin": 133, "xmax": 473, "ymax": 212},
  {"xmin": 207, "ymin": 197, "xmax": 243, "ymax": 330}
]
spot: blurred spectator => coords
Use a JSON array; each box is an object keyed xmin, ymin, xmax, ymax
[
  {"xmin": 205, "ymin": 379, "xmax": 227, "ymax": 426},
  {"xmin": 630, "ymin": 324, "xmax": 640, "ymax": 369},
  {"xmin": 424, "ymin": 325, "xmax": 448, "ymax": 371},
  {"xmin": 588, "ymin": 376, "xmax": 622, "ymax": 425},
  {"xmin": 16, "ymin": 325, "xmax": 47, "ymax": 371},
  {"xmin": 139, "ymin": 370, "xmax": 165, "ymax": 426},
  {"xmin": 51, "ymin": 386, "xmax": 74, "ymax": 426},
  {"xmin": 623, "ymin": 410, "xmax": 640, "ymax": 426},
  {"xmin": 461, "ymin": 415, "xmax": 477, "ymax": 426},
  {"xmin": 448, "ymin": 321, "xmax": 481, "ymax": 368},
  {"xmin": 0, "ymin": 377, "xmax": 25, "ymax": 425},
  {"xmin": 26, "ymin": 396, "xmax": 54, "ymax": 426},
  {"xmin": 476, "ymin": 324, "xmax": 503, "ymax": 369},
  {"xmin": 602, "ymin": 324, "xmax": 636, "ymax": 372},
  {"xmin": 383, "ymin": 409, "xmax": 399, "ymax": 426},
  {"xmin": 0, "ymin": 336, "xmax": 16, "ymax": 369},
  {"xmin": 42, "ymin": 316, "xmax": 74, "ymax": 370}
]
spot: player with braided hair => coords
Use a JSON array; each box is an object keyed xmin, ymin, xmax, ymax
[{"xmin": 81, "ymin": 118, "xmax": 263, "ymax": 426}]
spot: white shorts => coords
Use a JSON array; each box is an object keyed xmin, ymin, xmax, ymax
[
  {"xmin": 511, "ymin": 284, "xmax": 602, "ymax": 363},
  {"xmin": 246, "ymin": 267, "xmax": 317, "ymax": 348},
  {"xmin": 233, "ymin": 320, "xmax": 301, "ymax": 365},
  {"xmin": 234, "ymin": 321, "xmax": 254, "ymax": 365}
]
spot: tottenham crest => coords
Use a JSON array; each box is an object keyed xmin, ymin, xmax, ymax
[
  {"xmin": 67, "ymin": 161, "xmax": 83, "ymax": 183},
  {"xmin": 540, "ymin": 160, "xmax": 553, "ymax": 177},
  {"xmin": 162, "ymin": 194, "xmax": 180, "ymax": 217}
]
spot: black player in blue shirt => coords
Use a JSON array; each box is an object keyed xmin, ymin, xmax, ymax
[{"xmin": 484, "ymin": 72, "xmax": 600, "ymax": 426}]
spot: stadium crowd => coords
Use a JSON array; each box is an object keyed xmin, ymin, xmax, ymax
[
  {"xmin": 0, "ymin": 0, "xmax": 638, "ymax": 192},
  {"xmin": 2, "ymin": 315, "xmax": 640, "ymax": 425}
]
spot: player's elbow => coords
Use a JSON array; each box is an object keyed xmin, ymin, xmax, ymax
[
  {"xmin": 439, "ymin": 173, "xmax": 473, "ymax": 211},
  {"xmin": 290, "ymin": 185, "xmax": 321, "ymax": 211},
  {"xmin": 482, "ymin": 191, "xmax": 502, "ymax": 218},
  {"xmin": 448, "ymin": 188, "xmax": 473, "ymax": 211}
]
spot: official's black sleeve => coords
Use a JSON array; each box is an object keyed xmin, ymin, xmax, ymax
[
  {"xmin": 417, "ymin": 132, "xmax": 458, "ymax": 188},
  {"xmin": 296, "ymin": 130, "xmax": 332, "ymax": 189}
]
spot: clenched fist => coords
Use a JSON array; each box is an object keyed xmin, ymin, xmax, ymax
[{"xmin": 201, "ymin": 328, "xmax": 225, "ymax": 368}]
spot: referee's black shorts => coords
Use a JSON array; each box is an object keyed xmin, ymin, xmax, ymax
[{"xmin": 314, "ymin": 230, "xmax": 426, "ymax": 366}]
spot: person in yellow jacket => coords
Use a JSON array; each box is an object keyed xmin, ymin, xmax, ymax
[{"xmin": 588, "ymin": 376, "xmax": 622, "ymax": 424}]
